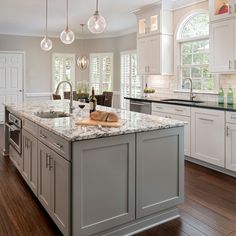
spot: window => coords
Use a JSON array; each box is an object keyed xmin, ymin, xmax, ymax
[
  {"xmin": 177, "ymin": 13, "xmax": 216, "ymax": 92},
  {"xmin": 120, "ymin": 51, "xmax": 141, "ymax": 110},
  {"xmin": 89, "ymin": 53, "xmax": 113, "ymax": 94},
  {"xmin": 52, "ymin": 53, "xmax": 75, "ymax": 94}
]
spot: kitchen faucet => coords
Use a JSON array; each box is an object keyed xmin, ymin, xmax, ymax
[
  {"xmin": 55, "ymin": 81, "xmax": 74, "ymax": 113},
  {"xmin": 184, "ymin": 78, "xmax": 196, "ymax": 101}
]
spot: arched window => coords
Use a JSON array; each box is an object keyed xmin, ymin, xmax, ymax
[{"xmin": 177, "ymin": 12, "xmax": 215, "ymax": 91}]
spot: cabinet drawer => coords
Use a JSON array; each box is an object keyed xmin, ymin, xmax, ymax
[
  {"xmin": 152, "ymin": 103, "xmax": 190, "ymax": 116},
  {"xmin": 226, "ymin": 112, "xmax": 236, "ymax": 124},
  {"xmin": 22, "ymin": 118, "xmax": 38, "ymax": 137},
  {"xmin": 38, "ymin": 127, "xmax": 71, "ymax": 161}
]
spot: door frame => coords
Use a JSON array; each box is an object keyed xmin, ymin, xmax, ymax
[{"xmin": 0, "ymin": 51, "xmax": 25, "ymax": 101}]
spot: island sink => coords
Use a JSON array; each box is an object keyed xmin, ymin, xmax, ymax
[{"xmin": 35, "ymin": 111, "xmax": 70, "ymax": 119}]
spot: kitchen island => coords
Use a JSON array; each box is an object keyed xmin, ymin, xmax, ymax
[{"xmin": 4, "ymin": 100, "xmax": 184, "ymax": 236}]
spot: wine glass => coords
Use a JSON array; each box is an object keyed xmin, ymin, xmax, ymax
[{"xmin": 78, "ymin": 99, "xmax": 86, "ymax": 118}]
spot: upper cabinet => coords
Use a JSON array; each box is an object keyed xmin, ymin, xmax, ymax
[
  {"xmin": 209, "ymin": 0, "xmax": 236, "ymax": 21},
  {"xmin": 135, "ymin": 2, "xmax": 174, "ymax": 75},
  {"xmin": 210, "ymin": 19, "xmax": 235, "ymax": 73},
  {"xmin": 137, "ymin": 9, "xmax": 160, "ymax": 37},
  {"xmin": 209, "ymin": 0, "xmax": 236, "ymax": 73}
]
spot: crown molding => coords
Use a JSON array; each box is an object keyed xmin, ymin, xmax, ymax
[{"xmin": 0, "ymin": 27, "xmax": 137, "ymax": 40}]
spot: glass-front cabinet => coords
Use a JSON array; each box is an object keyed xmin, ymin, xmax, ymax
[
  {"xmin": 210, "ymin": 0, "xmax": 236, "ymax": 21},
  {"xmin": 137, "ymin": 11, "xmax": 160, "ymax": 37}
]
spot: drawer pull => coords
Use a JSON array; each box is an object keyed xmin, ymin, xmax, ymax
[
  {"xmin": 175, "ymin": 109, "xmax": 184, "ymax": 112},
  {"xmin": 46, "ymin": 154, "xmax": 49, "ymax": 168},
  {"xmin": 53, "ymin": 142, "xmax": 63, "ymax": 149},
  {"xmin": 49, "ymin": 157, "xmax": 54, "ymax": 170},
  {"xmin": 199, "ymin": 118, "xmax": 214, "ymax": 122},
  {"xmin": 227, "ymin": 126, "xmax": 230, "ymax": 136},
  {"xmin": 154, "ymin": 106, "xmax": 163, "ymax": 110},
  {"xmin": 40, "ymin": 134, "xmax": 47, "ymax": 139}
]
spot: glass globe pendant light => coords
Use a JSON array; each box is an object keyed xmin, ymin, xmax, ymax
[
  {"xmin": 60, "ymin": 0, "xmax": 75, "ymax": 44},
  {"xmin": 40, "ymin": 0, "xmax": 52, "ymax": 51},
  {"xmin": 88, "ymin": 0, "xmax": 107, "ymax": 34},
  {"xmin": 77, "ymin": 24, "xmax": 89, "ymax": 70}
]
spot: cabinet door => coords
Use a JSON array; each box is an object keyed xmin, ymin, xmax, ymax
[
  {"xmin": 72, "ymin": 134, "xmax": 135, "ymax": 236},
  {"xmin": 51, "ymin": 151, "xmax": 71, "ymax": 236},
  {"xmin": 226, "ymin": 123, "xmax": 236, "ymax": 171},
  {"xmin": 191, "ymin": 108, "xmax": 225, "ymax": 167},
  {"xmin": 137, "ymin": 37, "xmax": 148, "ymax": 75},
  {"xmin": 38, "ymin": 142, "xmax": 51, "ymax": 214},
  {"xmin": 152, "ymin": 111, "xmax": 191, "ymax": 157},
  {"xmin": 136, "ymin": 128, "xmax": 184, "ymax": 218},
  {"xmin": 210, "ymin": 19, "xmax": 234, "ymax": 73},
  {"xmin": 22, "ymin": 130, "xmax": 38, "ymax": 195},
  {"xmin": 148, "ymin": 35, "xmax": 160, "ymax": 74}
]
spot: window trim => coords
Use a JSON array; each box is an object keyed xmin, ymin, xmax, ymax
[
  {"xmin": 52, "ymin": 53, "xmax": 75, "ymax": 92},
  {"xmin": 89, "ymin": 52, "xmax": 114, "ymax": 94},
  {"xmin": 175, "ymin": 10, "xmax": 219, "ymax": 94}
]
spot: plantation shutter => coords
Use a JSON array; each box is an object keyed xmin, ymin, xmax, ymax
[
  {"xmin": 89, "ymin": 53, "xmax": 113, "ymax": 94},
  {"xmin": 120, "ymin": 51, "xmax": 141, "ymax": 110}
]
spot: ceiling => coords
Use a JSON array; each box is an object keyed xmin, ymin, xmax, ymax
[{"xmin": 0, "ymin": 0, "xmax": 203, "ymax": 38}]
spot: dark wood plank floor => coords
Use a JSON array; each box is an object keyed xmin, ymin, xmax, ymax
[{"xmin": 0, "ymin": 124, "xmax": 236, "ymax": 235}]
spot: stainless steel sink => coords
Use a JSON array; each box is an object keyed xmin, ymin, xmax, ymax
[
  {"xmin": 35, "ymin": 111, "xmax": 70, "ymax": 119},
  {"xmin": 161, "ymin": 99, "xmax": 204, "ymax": 104}
]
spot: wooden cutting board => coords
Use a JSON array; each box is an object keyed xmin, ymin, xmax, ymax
[{"xmin": 76, "ymin": 118, "xmax": 123, "ymax": 127}]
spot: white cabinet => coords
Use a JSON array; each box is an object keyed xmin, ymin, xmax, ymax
[
  {"xmin": 191, "ymin": 108, "xmax": 225, "ymax": 167},
  {"xmin": 210, "ymin": 19, "xmax": 235, "ymax": 73},
  {"xmin": 137, "ymin": 35, "xmax": 160, "ymax": 75},
  {"xmin": 38, "ymin": 141, "xmax": 71, "ymax": 236},
  {"xmin": 137, "ymin": 34, "xmax": 173, "ymax": 75},
  {"xmin": 137, "ymin": 9, "xmax": 160, "ymax": 37},
  {"xmin": 152, "ymin": 103, "xmax": 191, "ymax": 156},
  {"xmin": 135, "ymin": 3, "xmax": 173, "ymax": 75},
  {"xmin": 209, "ymin": 0, "xmax": 236, "ymax": 22},
  {"xmin": 226, "ymin": 112, "xmax": 236, "ymax": 171},
  {"xmin": 22, "ymin": 129, "xmax": 38, "ymax": 196}
]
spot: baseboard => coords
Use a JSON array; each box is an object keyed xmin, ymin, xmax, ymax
[{"xmin": 185, "ymin": 156, "xmax": 236, "ymax": 178}]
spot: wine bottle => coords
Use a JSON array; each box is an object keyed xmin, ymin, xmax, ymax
[{"xmin": 89, "ymin": 87, "xmax": 97, "ymax": 113}]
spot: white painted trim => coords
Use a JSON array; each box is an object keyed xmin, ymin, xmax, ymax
[
  {"xmin": 24, "ymin": 92, "xmax": 52, "ymax": 98},
  {"xmin": 173, "ymin": 0, "xmax": 207, "ymax": 11}
]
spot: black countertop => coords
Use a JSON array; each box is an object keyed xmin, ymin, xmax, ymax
[{"xmin": 125, "ymin": 96, "xmax": 236, "ymax": 112}]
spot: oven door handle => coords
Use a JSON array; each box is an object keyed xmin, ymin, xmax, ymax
[{"xmin": 6, "ymin": 123, "xmax": 20, "ymax": 131}]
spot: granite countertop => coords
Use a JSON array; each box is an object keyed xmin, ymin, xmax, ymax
[
  {"xmin": 125, "ymin": 96, "xmax": 236, "ymax": 112},
  {"xmin": 5, "ymin": 100, "xmax": 185, "ymax": 142}
]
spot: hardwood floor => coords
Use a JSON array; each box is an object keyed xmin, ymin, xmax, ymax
[{"xmin": 0, "ymin": 127, "xmax": 236, "ymax": 235}]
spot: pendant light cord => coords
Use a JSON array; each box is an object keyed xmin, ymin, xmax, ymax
[
  {"xmin": 45, "ymin": 0, "xmax": 48, "ymax": 36},
  {"xmin": 66, "ymin": 0, "xmax": 69, "ymax": 29},
  {"xmin": 95, "ymin": 0, "xmax": 99, "ymax": 14}
]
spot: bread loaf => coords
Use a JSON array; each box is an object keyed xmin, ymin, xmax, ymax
[
  {"xmin": 106, "ymin": 112, "xmax": 119, "ymax": 122},
  {"xmin": 90, "ymin": 111, "xmax": 119, "ymax": 122}
]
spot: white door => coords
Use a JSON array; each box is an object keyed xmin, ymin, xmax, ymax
[
  {"xmin": 0, "ymin": 53, "xmax": 24, "ymax": 123},
  {"xmin": 226, "ymin": 123, "xmax": 236, "ymax": 172},
  {"xmin": 210, "ymin": 19, "xmax": 234, "ymax": 73}
]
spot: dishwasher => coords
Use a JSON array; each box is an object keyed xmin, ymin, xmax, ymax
[{"xmin": 129, "ymin": 100, "xmax": 152, "ymax": 115}]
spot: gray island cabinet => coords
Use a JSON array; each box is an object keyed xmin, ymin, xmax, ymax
[{"xmin": 4, "ymin": 101, "xmax": 184, "ymax": 236}]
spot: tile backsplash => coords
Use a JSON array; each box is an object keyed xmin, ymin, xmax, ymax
[{"xmin": 146, "ymin": 74, "xmax": 236, "ymax": 103}]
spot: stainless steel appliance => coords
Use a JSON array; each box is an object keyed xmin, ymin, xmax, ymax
[
  {"xmin": 130, "ymin": 100, "xmax": 152, "ymax": 115},
  {"xmin": 6, "ymin": 113, "xmax": 22, "ymax": 154}
]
